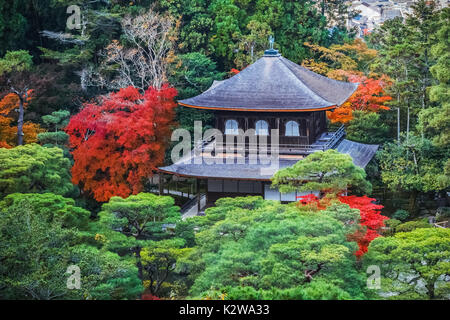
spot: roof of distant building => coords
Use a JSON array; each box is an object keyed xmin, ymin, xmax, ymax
[{"xmin": 382, "ymin": 8, "xmax": 403, "ymax": 19}]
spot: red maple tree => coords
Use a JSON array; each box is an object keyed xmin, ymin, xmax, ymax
[
  {"xmin": 338, "ymin": 195, "xmax": 388, "ymax": 258},
  {"xmin": 297, "ymin": 194, "xmax": 388, "ymax": 258},
  {"xmin": 296, "ymin": 194, "xmax": 328, "ymax": 210},
  {"xmin": 66, "ymin": 85, "xmax": 177, "ymax": 202},
  {"xmin": 141, "ymin": 293, "xmax": 161, "ymax": 300}
]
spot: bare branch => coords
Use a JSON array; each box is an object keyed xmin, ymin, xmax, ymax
[
  {"xmin": 40, "ymin": 31, "xmax": 86, "ymax": 45},
  {"xmin": 88, "ymin": 9, "xmax": 177, "ymax": 92}
]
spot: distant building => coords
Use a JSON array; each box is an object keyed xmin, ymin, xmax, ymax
[
  {"xmin": 350, "ymin": 2, "xmax": 382, "ymax": 35},
  {"xmin": 350, "ymin": 0, "xmax": 448, "ymax": 36},
  {"xmin": 381, "ymin": 7, "xmax": 403, "ymax": 21},
  {"xmin": 350, "ymin": 1, "xmax": 409, "ymax": 35}
]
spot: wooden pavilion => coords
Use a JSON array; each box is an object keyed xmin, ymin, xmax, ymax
[{"xmin": 158, "ymin": 47, "xmax": 379, "ymax": 210}]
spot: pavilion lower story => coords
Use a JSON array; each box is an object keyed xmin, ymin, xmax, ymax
[
  {"xmin": 158, "ymin": 138, "xmax": 379, "ymax": 211},
  {"xmin": 206, "ymin": 178, "xmax": 319, "ymax": 207},
  {"xmin": 156, "ymin": 174, "xmax": 320, "ymax": 210}
]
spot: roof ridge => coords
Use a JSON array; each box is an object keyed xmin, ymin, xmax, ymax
[
  {"xmin": 205, "ymin": 58, "xmax": 263, "ymax": 94},
  {"xmin": 277, "ymin": 56, "xmax": 335, "ymax": 106},
  {"xmin": 279, "ymin": 56, "xmax": 358, "ymax": 106}
]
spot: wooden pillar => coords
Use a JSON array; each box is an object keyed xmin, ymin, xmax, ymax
[
  {"xmin": 312, "ymin": 112, "xmax": 316, "ymax": 139},
  {"xmin": 262, "ymin": 182, "xmax": 266, "ymax": 199},
  {"xmin": 306, "ymin": 119, "xmax": 311, "ymax": 144},
  {"xmin": 187, "ymin": 179, "xmax": 190, "ymax": 199},
  {"xmin": 197, "ymin": 179, "xmax": 201, "ymax": 211},
  {"xmin": 159, "ymin": 173, "xmax": 163, "ymax": 195},
  {"xmin": 167, "ymin": 176, "xmax": 170, "ymax": 195}
]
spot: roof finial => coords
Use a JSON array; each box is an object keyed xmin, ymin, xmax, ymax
[
  {"xmin": 264, "ymin": 35, "xmax": 280, "ymax": 57},
  {"xmin": 269, "ymin": 35, "xmax": 274, "ymax": 50}
]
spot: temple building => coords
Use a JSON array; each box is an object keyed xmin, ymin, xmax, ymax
[{"xmin": 158, "ymin": 47, "xmax": 379, "ymax": 210}]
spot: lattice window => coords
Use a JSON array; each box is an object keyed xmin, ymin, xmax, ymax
[
  {"xmin": 285, "ymin": 121, "xmax": 300, "ymax": 136},
  {"xmin": 255, "ymin": 120, "xmax": 269, "ymax": 136}
]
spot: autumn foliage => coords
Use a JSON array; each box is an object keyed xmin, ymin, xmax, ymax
[
  {"xmin": 0, "ymin": 92, "xmax": 44, "ymax": 148},
  {"xmin": 339, "ymin": 195, "xmax": 388, "ymax": 257},
  {"xmin": 327, "ymin": 73, "xmax": 392, "ymax": 124},
  {"xmin": 66, "ymin": 85, "xmax": 177, "ymax": 202},
  {"xmin": 297, "ymin": 194, "xmax": 388, "ymax": 258},
  {"xmin": 141, "ymin": 293, "xmax": 161, "ymax": 300},
  {"xmin": 296, "ymin": 194, "xmax": 329, "ymax": 210}
]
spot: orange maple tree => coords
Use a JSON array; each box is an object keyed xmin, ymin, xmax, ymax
[
  {"xmin": 327, "ymin": 73, "xmax": 392, "ymax": 124},
  {"xmin": 66, "ymin": 85, "xmax": 177, "ymax": 202},
  {"xmin": 0, "ymin": 92, "xmax": 44, "ymax": 148}
]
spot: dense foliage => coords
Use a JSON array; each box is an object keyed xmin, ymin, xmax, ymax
[
  {"xmin": 0, "ymin": 193, "xmax": 142, "ymax": 300},
  {"xmin": 66, "ymin": 86, "xmax": 177, "ymax": 202},
  {"xmin": 0, "ymin": 0, "xmax": 448, "ymax": 301},
  {"xmin": 0, "ymin": 144, "xmax": 75, "ymax": 198},
  {"xmin": 364, "ymin": 228, "xmax": 450, "ymax": 299},
  {"xmin": 184, "ymin": 197, "xmax": 367, "ymax": 299},
  {"xmin": 272, "ymin": 149, "xmax": 372, "ymax": 196}
]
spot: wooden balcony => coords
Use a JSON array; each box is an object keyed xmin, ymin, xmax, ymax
[{"xmin": 195, "ymin": 125, "xmax": 346, "ymax": 156}]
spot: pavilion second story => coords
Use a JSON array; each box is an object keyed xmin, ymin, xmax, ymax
[
  {"xmin": 178, "ymin": 47, "xmax": 357, "ymax": 156},
  {"xmin": 207, "ymin": 110, "xmax": 346, "ymax": 155}
]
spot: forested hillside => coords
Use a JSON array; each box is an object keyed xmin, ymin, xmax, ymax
[{"xmin": 0, "ymin": 0, "xmax": 448, "ymax": 300}]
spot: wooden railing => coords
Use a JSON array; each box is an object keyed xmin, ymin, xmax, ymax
[
  {"xmin": 195, "ymin": 125, "xmax": 346, "ymax": 155},
  {"xmin": 321, "ymin": 124, "xmax": 346, "ymax": 150}
]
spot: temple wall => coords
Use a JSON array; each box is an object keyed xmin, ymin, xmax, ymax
[
  {"xmin": 213, "ymin": 110, "xmax": 328, "ymax": 146},
  {"xmin": 206, "ymin": 178, "xmax": 319, "ymax": 206}
]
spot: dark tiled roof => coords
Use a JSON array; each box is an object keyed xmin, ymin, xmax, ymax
[
  {"xmin": 178, "ymin": 55, "xmax": 358, "ymax": 111},
  {"xmin": 159, "ymin": 139, "xmax": 378, "ymax": 180},
  {"xmin": 335, "ymin": 139, "xmax": 379, "ymax": 168},
  {"xmin": 159, "ymin": 157, "xmax": 297, "ymax": 180}
]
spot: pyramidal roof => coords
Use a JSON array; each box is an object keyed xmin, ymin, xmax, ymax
[{"xmin": 178, "ymin": 51, "xmax": 358, "ymax": 112}]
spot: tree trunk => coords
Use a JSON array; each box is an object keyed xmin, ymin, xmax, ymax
[
  {"xmin": 80, "ymin": 68, "xmax": 88, "ymax": 92},
  {"xmin": 426, "ymin": 282, "xmax": 435, "ymax": 299},
  {"xmin": 406, "ymin": 105, "xmax": 410, "ymax": 160},
  {"xmin": 397, "ymin": 107, "xmax": 400, "ymax": 145},
  {"xmin": 134, "ymin": 247, "xmax": 143, "ymax": 281},
  {"xmin": 406, "ymin": 106, "xmax": 410, "ymax": 143},
  {"xmin": 408, "ymin": 190, "xmax": 419, "ymax": 216},
  {"xmin": 17, "ymin": 94, "xmax": 25, "ymax": 146},
  {"xmin": 421, "ymin": 90, "xmax": 425, "ymax": 141}
]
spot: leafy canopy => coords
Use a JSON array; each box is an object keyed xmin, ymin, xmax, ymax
[
  {"xmin": 377, "ymin": 133, "xmax": 449, "ymax": 194},
  {"xmin": 364, "ymin": 228, "xmax": 450, "ymax": 300},
  {"xmin": 93, "ymin": 192, "xmax": 183, "ymax": 295},
  {"xmin": 0, "ymin": 143, "xmax": 75, "ymax": 198},
  {"xmin": 98, "ymin": 193, "xmax": 181, "ymax": 242},
  {"xmin": 0, "ymin": 50, "xmax": 32, "ymax": 74},
  {"xmin": 0, "ymin": 192, "xmax": 142, "ymax": 300},
  {"xmin": 272, "ymin": 149, "xmax": 372, "ymax": 196},
  {"xmin": 184, "ymin": 196, "xmax": 367, "ymax": 299}
]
